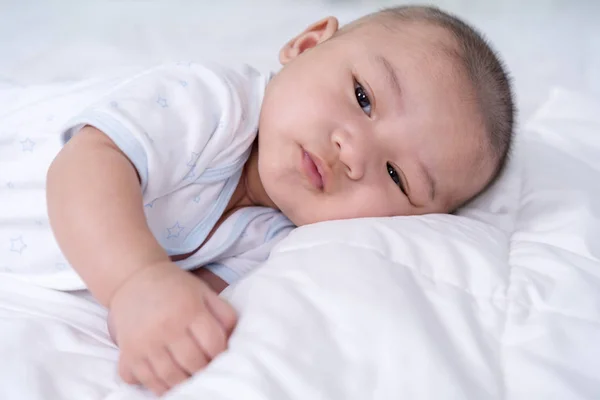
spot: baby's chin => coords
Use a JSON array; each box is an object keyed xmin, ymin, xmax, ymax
[
  {"xmin": 269, "ymin": 196, "xmax": 306, "ymax": 226},
  {"xmin": 265, "ymin": 191, "xmax": 317, "ymax": 227},
  {"xmin": 280, "ymin": 202, "xmax": 361, "ymax": 227},
  {"xmin": 286, "ymin": 213, "xmax": 325, "ymax": 227}
]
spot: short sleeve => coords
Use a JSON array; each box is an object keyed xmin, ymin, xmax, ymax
[{"xmin": 61, "ymin": 62, "xmax": 266, "ymax": 198}]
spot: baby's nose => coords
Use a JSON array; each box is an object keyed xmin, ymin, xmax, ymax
[{"xmin": 331, "ymin": 130, "xmax": 366, "ymax": 181}]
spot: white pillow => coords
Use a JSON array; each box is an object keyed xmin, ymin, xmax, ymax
[{"xmin": 160, "ymin": 88, "xmax": 600, "ymax": 400}]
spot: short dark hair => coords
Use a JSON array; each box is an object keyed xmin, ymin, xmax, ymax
[{"xmin": 346, "ymin": 5, "xmax": 516, "ymax": 195}]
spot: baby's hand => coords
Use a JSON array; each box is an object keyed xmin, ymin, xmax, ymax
[{"xmin": 109, "ymin": 262, "xmax": 237, "ymax": 396}]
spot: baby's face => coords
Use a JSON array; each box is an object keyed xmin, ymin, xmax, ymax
[{"xmin": 258, "ymin": 18, "xmax": 495, "ymax": 226}]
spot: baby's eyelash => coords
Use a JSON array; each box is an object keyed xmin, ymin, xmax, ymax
[
  {"xmin": 354, "ymin": 81, "xmax": 372, "ymax": 116},
  {"xmin": 387, "ymin": 162, "xmax": 407, "ymax": 196}
]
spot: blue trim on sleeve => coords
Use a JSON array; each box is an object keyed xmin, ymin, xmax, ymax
[
  {"xmin": 205, "ymin": 263, "xmax": 241, "ymax": 285},
  {"xmin": 65, "ymin": 110, "xmax": 150, "ymax": 191}
]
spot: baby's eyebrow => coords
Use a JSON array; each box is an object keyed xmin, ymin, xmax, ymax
[{"xmin": 376, "ymin": 55, "xmax": 402, "ymax": 99}]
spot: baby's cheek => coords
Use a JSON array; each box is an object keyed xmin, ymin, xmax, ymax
[{"xmin": 353, "ymin": 188, "xmax": 395, "ymax": 216}]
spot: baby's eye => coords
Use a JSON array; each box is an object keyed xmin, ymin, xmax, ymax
[
  {"xmin": 387, "ymin": 162, "xmax": 407, "ymax": 195},
  {"xmin": 354, "ymin": 81, "xmax": 372, "ymax": 116}
]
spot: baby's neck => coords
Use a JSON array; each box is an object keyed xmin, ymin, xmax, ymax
[{"xmin": 227, "ymin": 142, "xmax": 277, "ymax": 213}]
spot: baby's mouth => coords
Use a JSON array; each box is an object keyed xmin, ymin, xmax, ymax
[{"xmin": 302, "ymin": 150, "xmax": 324, "ymax": 190}]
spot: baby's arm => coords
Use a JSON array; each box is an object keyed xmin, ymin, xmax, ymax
[
  {"xmin": 47, "ymin": 125, "xmax": 167, "ymax": 305},
  {"xmin": 47, "ymin": 126, "xmax": 236, "ymax": 395}
]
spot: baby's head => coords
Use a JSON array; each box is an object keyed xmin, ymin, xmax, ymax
[{"xmin": 256, "ymin": 5, "xmax": 515, "ymax": 226}]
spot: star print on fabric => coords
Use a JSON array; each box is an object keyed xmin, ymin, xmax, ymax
[
  {"xmin": 144, "ymin": 199, "xmax": 157, "ymax": 208},
  {"xmin": 156, "ymin": 96, "xmax": 168, "ymax": 108},
  {"xmin": 180, "ymin": 80, "xmax": 188, "ymax": 87},
  {"xmin": 9, "ymin": 236, "xmax": 27, "ymax": 254},
  {"xmin": 193, "ymin": 194, "xmax": 201, "ymax": 203},
  {"xmin": 167, "ymin": 222, "xmax": 184, "ymax": 239},
  {"xmin": 187, "ymin": 152, "xmax": 201, "ymax": 167},
  {"xmin": 20, "ymin": 138, "xmax": 35, "ymax": 152}
]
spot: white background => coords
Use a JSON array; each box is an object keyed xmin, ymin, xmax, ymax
[{"xmin": 1, "ymin": 0, "xmax": 599, "ymax": 122}]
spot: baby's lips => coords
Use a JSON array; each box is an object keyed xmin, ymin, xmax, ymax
[{"xmin": 302, "ymin": 150, "xmax": 324, "ymax": 190}]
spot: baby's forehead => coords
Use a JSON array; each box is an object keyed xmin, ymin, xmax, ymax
[
  {"xmin": 343, "ymin": 18, "xmax": 467, "ymax": 88},
  {"xmin": 430, "ymin": 123, "xmax": 494, "ymax": 202},
  {"xmin": 345, "ymin": 13, "xmax": 459, "ymax": 50}
]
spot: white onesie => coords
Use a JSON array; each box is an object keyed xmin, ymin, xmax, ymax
[{"xmin": 0, "ymin": 62, "xmax": 295, "ymax": 290}]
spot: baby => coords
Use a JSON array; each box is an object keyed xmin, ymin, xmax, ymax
[{"xmin": 46, "ymin": 5, "xmax": 514, "ymax": 396}]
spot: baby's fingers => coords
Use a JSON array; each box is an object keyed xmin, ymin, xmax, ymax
[
  {"xmin": 148, "ymin": 346, "xmax": 190, "ymax": 390},
  {"xmin": 189, "ymin": 312, "xmax": 228, "ymax": 360},
  {"xmin": 118, "ymin": 355, "xmax": 138, "ymax": 385},
  {"xmin": 167, "ymin": 333, "xmax": 210, "ymax": 375},
  {"xmin": 204, "ymin": 295, "xmax": 237, "ymax": 335},
  {"xmin": 131, "ymin": 359, "xmax": 169, "ymax": 396}
]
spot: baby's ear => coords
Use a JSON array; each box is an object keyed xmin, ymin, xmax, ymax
[{"xmin": 279, "ymin": 16, "xmax": 339, "ymax": 65}]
